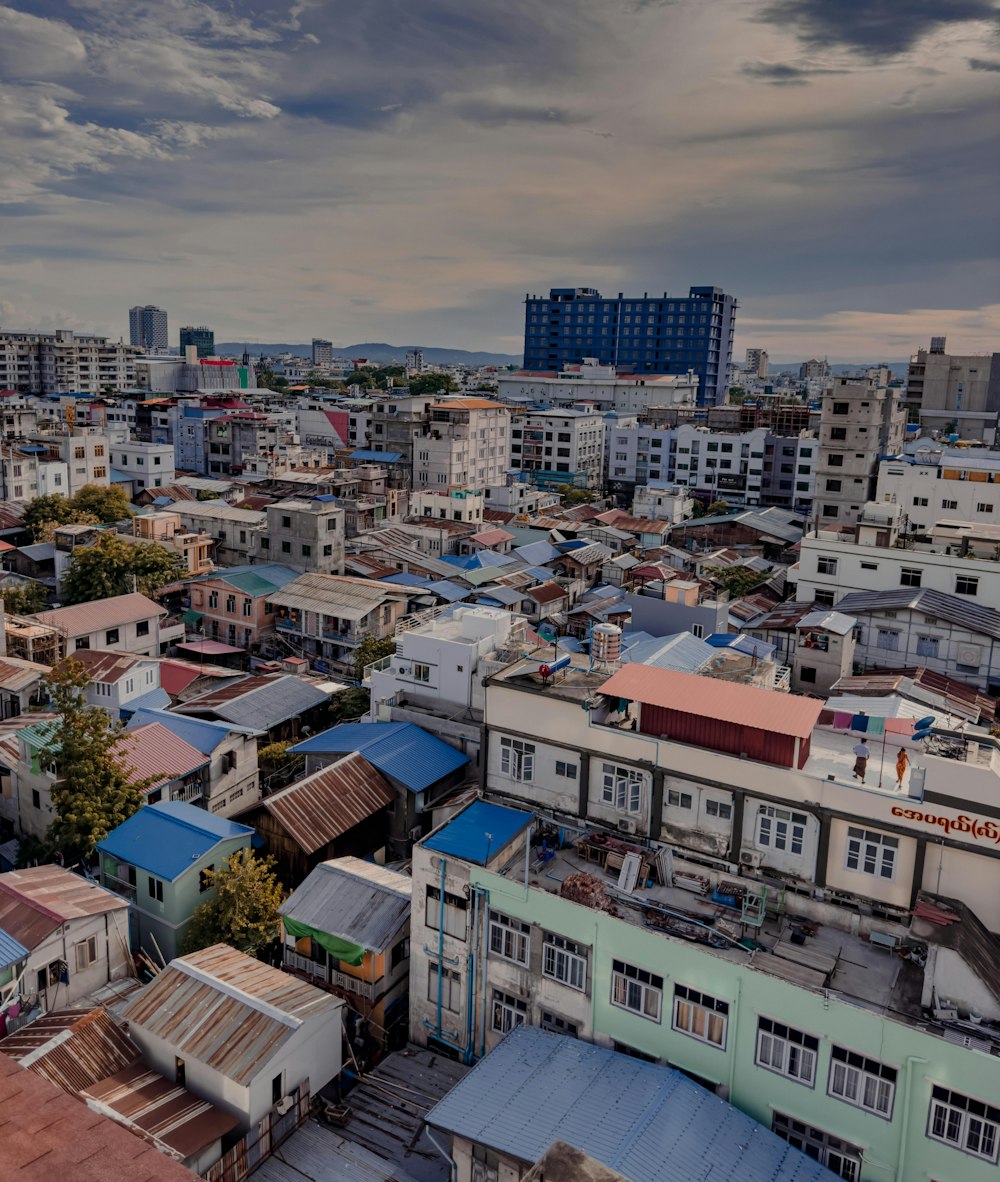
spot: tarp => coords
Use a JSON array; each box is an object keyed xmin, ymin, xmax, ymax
[{"xmin": 282, "ymin": 914, "xmax": 366, "ymax": 966}]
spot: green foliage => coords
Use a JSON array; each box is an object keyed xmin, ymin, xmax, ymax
[
  {"xmin": 182, "ymin": 849, "xmax": 284, "ymax": 956},
  {"xmin": 327, "ymin": 686, "xmax": 371, "ymax": 724},
  {"xmin": 42, "ymin": 659, "xmax": 146, "ymax": 864},
  {"xmin": 0, "ymin": 581, "xmax": 49, "ymax": 615},
  {"xmin": 60, "ymin": 532, "xmax": 185, "ymax": 605},
  {"xmin": 703, "ymin": 564, "xmax": 772, "ymax": 598},
  {"xmin": 408, "ymin": 373, "xmax": 458, "ymax": 396},
  {"xmin": 556, "ymin": 484, "xmax": 595, "ymax": 507},
  {"xmin": 196, "ymin": 489, "xmax": 219, "ymax": 500},
  {"xmin": 23, "ymin": 494, "xmax": 75, "ymax": 541},
  {"xmin": 705, "ymin": 499, "xmax": 731, "ymax": 516},
  {"xmin": 353, "ymin": 632, "xmax": 396, "ymax": 683},
  {"xmin": 71, "ymin": 483, "xmax": 134, "ymax": 523}
]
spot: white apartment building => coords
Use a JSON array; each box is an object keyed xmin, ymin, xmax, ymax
[
  {"xmin": 875, "ymin": 448, "xmax": 1000, "ymax": 531},
  {"xmin": 0, "ymin": 444, "xmax": 69, "ymax": 501},
  {"xmin": 484, "ymin": 483, "xmax": 560, "ymax": 516},
  {"xmin": 509, "ymin": 408, "xmax": 604, "ymax": 489},
  {"xmin": 498, "ymin": 361, "xmax": 697, "ymax": 413},
  {"xmin": 814, "ymin": 379, "xmax": 906, "ymax": 527},
  {"xmin": 632, "ymin": 482, "xmax": 694, "ymax": 523},
  {"xmin": 111, "ymin": 439, "xmax": 176, "ymax": 491},
  {"xmin": 410, "ymin": 488, "xmax": 485, "ymax": 524},
  {"xmin": 0, "ymin": 330, "xmax": 137, "ymax": 396},
  {"xmin": 415, "ymin": 398, "xmax": 511, "ymax": 490}
]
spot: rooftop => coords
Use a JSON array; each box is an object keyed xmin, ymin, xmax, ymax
[
  {"xmin": 97, "ymin": 801, "xmax": 253, "ymax": 881},
  {"xmin": 174, "ymin": 673, "xmax": 330, "ymax": 729},
  {"xmin": 424, "ymin": 800, "xmax": 533, "ymax": 865},
  {"xmin": 291, "ymin": 721, "xmax": 469, "ymax": 793},
  {"xmin": 112, "ymin": 722, "xmax": 209, "ymax": 790},
  {"xmin": 1, "ymin": 1008, "xmax": 139, "ymax": 1093},
  {"xmin": 33, "ymin": 592, "xmax": 165, "ymax": 636},
  {"xmin": 279, "ymin": 857, "xmax": 412, "ymax": 951},
  {"xmin": 426, "ymin": 1027, "xmax": 838, "ymax": 1182},
  {"xmin": 268, "ymin": 573, "xmax": 409, "ymax": 619},
  {"xmin": 0, "ymin": 866, "xmax": 126, "ymax": 939}
]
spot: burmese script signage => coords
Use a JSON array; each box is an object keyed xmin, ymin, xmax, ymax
[{"xmin": 891, "ymin": 805, "xmax": 1000, "ymax": 846}]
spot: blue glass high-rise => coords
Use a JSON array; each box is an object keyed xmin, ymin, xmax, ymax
[{"xmin": 522, "ymin": 286, "xmax": 736, "ymax": 406}]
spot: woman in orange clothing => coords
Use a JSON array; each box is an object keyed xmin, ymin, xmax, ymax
[{"xmin": 895, "ymin": 747, "xmax": 910, "ymax": 788}]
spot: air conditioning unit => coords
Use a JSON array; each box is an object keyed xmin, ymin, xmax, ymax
[
  {"xmin": 275, "ymin": 1096, "xmax": 294, "ymax": 1116},
  {"xmin": 740, "ymin": 850, "xmax": 763, "ymax": 869},
  {"xmin": 617, "ymin": 818, "xmax": 637, "ymax": 835}
]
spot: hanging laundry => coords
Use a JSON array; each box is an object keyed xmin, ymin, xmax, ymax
[
  {"xmin": 851, "ymin": 714, "xmax": 869, "ymax": 732},
  {"xmin": 866, "ymin": 716, "xmax": 886, "ymax": 736},
  {"xmin": 833, "ymin": 711, "xmax": 852, "ymax": 730}
]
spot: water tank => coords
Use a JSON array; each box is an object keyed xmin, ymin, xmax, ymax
[{"xmin": 592, "ymin": 623, "xmax": 622, "ymax": 663}]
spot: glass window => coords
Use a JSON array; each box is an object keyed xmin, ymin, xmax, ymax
[
  {"xmin": 845, "ymin": 827, "xmax": 897, "ymax": 880},
  {"xmin": 756, "ymin": 1016, "xmax": 818, "ymax": 1085},
  {"xmin": 488, "ymin": 911, "xmax": 530, "ymax": 966},
  {"xmin": 672, "ymin": 984, "xmax": 728, "ymax": 1048},
  {"xmin": 601, "ymin": 764, "xmax": 642, "ymax": 812},
  {"xmin": 928, "ymin": 1085, "xmax": 1000, "ymax": 1163},
  {"xmin": 491, "ymin": 989, "xmax": 527, "ymax": 1034},
  {"xmin": 426, "ymin": 961, "xmax": 461, "ymax": 1012},
  {"xmin": 757, "ymin": 806, "xmax": 806, "ymax": 855},
  {"xmin": 611, "ymin": 959, "xmax": 662, "ymax": 1021},
  {"xmin": 500, "ymin": 736, "xmax": 534, "ymax": 782},
  {"xmin": 772, "ymin": 1112, "xmax": 862, "ymax": 1180},
  {"xmin": 542, "ymin": 933, "xmax": 587, "ymax": 991},
  {"xmin": 828, "ymin": 1045, "xmax": 896, "ymax": 1118},
  {"xmin": 425, "ymin": 886, "xmax": 468, "ymax": 939}
]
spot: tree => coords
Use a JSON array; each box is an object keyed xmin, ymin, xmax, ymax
[
  {"xmin": 182, "ymin": 849, "xmax": 284, "ymax": 956},
  {"xmin": 353, "ymin": 632, "xmax": 395, "ymax": 683},
  {"xmin": 23, "ymin": 494, "xmax": 75, "ymax": 541},
  {"xmin": 408, "ymin": 373, "xmax": 458, "ymax": 396},
  {"xmin": 0, "ymin": 581, "xmax": 49, "ymax": 615},
  {"xmin": 327, "ymin": 686, "xmax": 371, "ymax": 725},
  {"xmin": 42, "ymin": 659, "xmax": 146, "ymax": 864},
  {"xmin": 556, "ymin": 484, "xmax": 594, "ymax": 508},
  {"xmin": 257, "ymin": 740, "xmax": 304, "ymax": 792},
  {"xmin": 703, "ymin": 564, "xmax": 772, "ymax": 598},
  {"xmin": 705, "ymin": 499, "xmax": 730, "ymax": 516},
  {"xmin": 60, "ymin": 533, "xmax": 185, "ymax": 605},
  {"xmin": 72, "ymin": 483, "xmax": 133, "ymax": 523}
]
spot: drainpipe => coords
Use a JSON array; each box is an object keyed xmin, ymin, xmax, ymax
[
  {"xmin": 435, "ymin": 857, "xmax": 446, "ymax": 1036},
  {"xmin": 425, "ymin": 1125, "xmax": 457, "ymax": 1182},
  {"xmin": 897, "ymin": 1056, "xmax": 928, "ymax": 1182},
  {"xmin": 464, "ymin": 887, "xmax": 480, "ymax": 1063},
  {"xmin": 479, "ymin": 889, "xmax": 490, "ymax": 1059}
]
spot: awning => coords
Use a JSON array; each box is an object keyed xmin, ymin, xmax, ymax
[
  {"xmin": 181, "ymin": 609, "xmax": 203, "ymax": 625},
  {"xmin": 283, "ymin": 915, "xmax": 365, "ymax": 966}
]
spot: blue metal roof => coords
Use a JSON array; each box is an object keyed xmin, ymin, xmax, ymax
[
  {"xmin": 423, "ymin": 801, "xmax": 532, "ymax": 865},
  {"xmin": 126, "ymin": 708, "xmax": 256, "ymax": 753},
  {"xmin": 350, "ymin": 449, "xmax": 402, "ymax": 463},
  {"xmin": 120, "ymin": 686, "xmax": 171, "ymax": 717},
  {"xmin": 97, "ymin": 800, "xmax": 253, "ymax": 882},
  {"xmin": 706, "ymin": 633, "xmax": 777, "ymax": 660},
  {"xmin": 424, "ymin": 579, "xmax": 472, "ymax": 603},
  {"xmin": 380, "ymin": 572, "xmax": 431, "ymax": 587},
  {"xmin": 0, "ymin": 927, "xmax": 29, "ymax": 970},
  {"xmin": 427, "ymin": 1027, "xmax": 839, "ymax": 1182},
  {"xmin": 291, "ymin": 721, "xmax": 469, "ymax": 793},
  {"xmin": 514, "ymin": 540, "xmax": 561, "ymax": 565}
]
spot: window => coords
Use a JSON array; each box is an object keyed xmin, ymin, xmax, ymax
[
  {"xmin": 817, "ymin": 557, "xmax": 837, "ymax": 575},
  {"xmin": 74, "ymin": 935, "xmax": 98, "ymax": 972},
  {"xmin": 915, "ymin": 635, "xmax": 939, "ymax": 658},
  {"xmin": 928, "ymin": 1085, "xmax": 1000, "ymax": 1163},
  {"xmin": 799, "ymin": 666, "xmax": 817, "ymax": 683},
  {"xmin": 390, "ymin": 937, "xmax": 409, "ymax": 969},
  {"xmin": 272, "ymin": 1073, "xmax": 283, "ymax": 1106},
  {"xmin": 488, "ymin": 911, "xmax": 530, "ymax": 966},
  {"xmin": 199, "ymin": 864, "xmax": 214, "ymax": 893},
  {"xmin": 900, "ymin": 567, "xmax": 922, "ymax": 588},
  {"xmin": 148, "ymin": 876, "xmax": 163, "ymax": 902},
  {"xmin": 828, "ymin": 454, "xmax": 844, "ymax": 466},
  {"xmin": 540, "ymin": 1010, "xmax": 579, "ymax": 1037},
  {"xmin": 705, "ymin": 799, "xmax": 732, "ymax": 820},
  {"xmin": 668, "ymin": 789, "xmax": 692, "ymax": 809},
  {"xmin": 323, "ymin": 544, "xmax": 333, "ymax": 557},
  {"xmin": 472, "ymin": 1145, "xmax": 501, "ymax": 1182},
  {"xmin": 821, "ymin": 505, "xmax": 838, "ymax": 518},
  {"xmin": 426, "ymin": 961, "xmax": 462, "ymax": 1012},
  {"xmin": 825, "ymin": 479, "xmax": 842, "ymax": 492},
  {"xmin": 942, "ymin": 499, "xmax": 958, "ymax": 510},
  {"xmin": 756, "ymin": 1017, "xmax": 818, "ymax": 1085},
  {"xmin": 673, "ymin": 984, "xmax": 728, "ymax": 1047},
  {"xmin": 136, "ymin": 620, "xmax": 149, "ymax": 637},
  {"xmin": 601, "ymin": 763, "xmax": 642, "ymax": 812},
  {"xmin": 491, "ymin": 989, "xmax": 527, "ymax": 1034},
  {"xmin": 829, "ymin": 1045, "xmax": 896, "ymax": 1118},
  {"xmin": 105, "ymin": 628, "xmax": 119, "ymax": 645},
  {"xmin": 772, "ymin": 1113, "xmax": 862, "ymax": 1181},
  {"xmin": 913, "ymin": 496, "xmax": 929, "ymax": 507},
  {"xmin": 832, "ymin": 401, "xmax": 849, "ymax": 415},
  {"xmin": 500, "ymin": 736, "xmax": 534, "ymax": 782},
  {"xmin": 611, "ymin": 959, "xmax": 662, "ymax": 1021},
  {"xmin": 977, "ymin": 502, "xmax": 994, "ymax": 514},
  {"xmin": 413, "ymin": 663, "xmax": 431, "ymax": 683},
  {"xmin": 426, "ymin": 885, "xmax": 468, "ymax": 939},
  {"xmin": 543, "ymin": 933, "xmax": 587, "ymax": 991},
  {"xmin": 876, "ymin": 628, "xmax": 899, "ymax": 651},
  {"xmin": 281, "ymin": 540, "xmax": 291, "ymax": 553},
  {"xmin": 175, "ymin": 1057, "xmax": 186, "ymax": 1087},
  {"xmin": 845, "ymin": 827, "xmax": 897, "ymax": 880},
  {"xmin": 226, "ymin": 595, "xmax": 236, "ymax": 613},
  {"xmin": 281, "ymin": 515, "xmax": 291, "ymax": 528},
  {"xmin": 31, "ymin": 789, "xmax": 41, "ymax": 809},
  {"xmin": 860, "ymin": 561, "xmax": 878, "ymax": 571},
  {"xmin": 956, "ymin": 575, "xmax": 979, "ymax": 596},
  {"xmin": 554, "ymin": 760, "xmax": 577, "ymax": 778},
  {"xmin": 690, "ymin": 623, "xmax": 704, "ymax": 639},
  {"xmin": 757, "ymin": 806, "xmax": 806, "ymax": 855}
]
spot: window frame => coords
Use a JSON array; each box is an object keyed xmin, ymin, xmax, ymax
[
  {"xmin": 611, "ymin": 958, "xmax": 662, "ymax": 1022},
  {"xmin": 927, "ymin": 1085, "xmax": 1000, "ymax": 1164},
  {"xmin": 672, "ymin": 983, "xmax": 729, "ymax": 1049},
  {"xmin": 491, "ymin": 988, "xmax": 527, "ymax": 1035},
  {"xmin": 601, "ymin": 763, "xmax": 642, "ymax": 812},
  {"xmin": 542, "ymin": 933, "xmax": 587, "ymax": 992},
  {"xmin": 755, "ymin": 1016, "xmax": 818, "ymax": 1086},
  {"xmin": 845, "ymin": 826, "xmax": 898, "ymax": 881},
  {"xmin": 488, "ymin": 910, "xmax": 530, "ymax": 967},
  {"xmin": 828, "ymin": 1044, "xmax": 897, "ymax": 1119},
  {"xmin": 499, "ymin": 736, "xmax": 534, "ymax": 783}
]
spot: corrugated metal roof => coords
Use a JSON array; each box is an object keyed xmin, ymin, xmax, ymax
[
  {"xmin": 176, "ymin": 674, "xmax": 330, "ymax": 729},
  {"xmin": 120, "ymin": 944, "xmax": 342, "ymax": 1086},
  {"xmin": 427, "ymin": 1027, "xmax": 838, "ymax": 1182},
  {"xmin": 0, "ymin": 926, "xmax": 29, "ymax": 969},
  {"xmin": 423, "ymin": 801, "xmax": 532, "ymax": 865},
  {"xmin": 261, "ymin": 753, "xmax": 394, "ymax": 854},
  {"xmin": 126, "ymin": 708, "xmax": 256, "ymax": 752},
  {"xmin": 113, "ymin": 723, "xmax": 208, "ymax": 789},
  {"xmin": 83, "ymin": 1062, "xmax": 240, "ymax": 1160},
  {"xmin": 291, "ymin": 722, "xmax": 469, "ymax": 793},
  {"xmin": 70, "ymin": 650, "xmax": 144, "ymax": 684},
  {"xmin": 251, "ymin": 1122, "xmax": 421, "ymax": 1182},
  {"xmin": 0, "ymin": 865, "xmax": 126, "ymax": 927},
  {"xmin": 527, "ymin": 581, "xmax": 568, "ymax": 604},
  {"xmin": 268, "ymin": 574, "xmax": 408, "ymax": 620},
  {"xmin": 835, "ymin": 586, "xmax": 1000, "ymax": 640},
  {"xmin": 98, "ymin": 801, "xmax": 253, "ymax": 882},
  {"xmin": 424, "ymin": 579, "xmax": 471, "ymax": 602},
  {"xmin": 190, "ymin": 563, "xmax": 299, "ymax": 597},
  {"xmin": 598, "ymin": 665, "xmax": 823, "ymax": 739},
  {"xmin": 0, "ymin": 657, "xmax": 49, "ymax": 693},
  {"xmin": 622, "ymin": 632, "xmax": 715, "ymax": 673},
  {"xmin": 279, "ymin": 857, "xmax": 411, "ymax": 950},
  {"xmin": 2, "ymin": 1008, "xmax": 139, "ymax": 1093},
  {"xmin": 33, "ymin": 592, "xmax": 166, "ymax": 637}
]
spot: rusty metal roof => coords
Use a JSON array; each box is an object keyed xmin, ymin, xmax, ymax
[
  {"xmin": 33, "ymin": 592, "xmax": 166, "ymax": 637},
  {"xmin": 66, "ymin": 649, "xmax": 144, "ymax": 684},
  {"xmin": 2, "ymin": 1008, "xmax": 139, "ymax": 1093},
  {"xmin": 112, "ymin": 723, "xmax": 208, "ymax": 790},
  {"xmin": 0, "ymin": 866, "xmax": 126, "ymax": 945},
  {"xmin": 0, "ymin": 656, "xmax": 49, "ymax": 692},
  {"xmin": 120, "ymin": 943, "xmax": 342, "ymax": 1087},
  {"xmin": 259, "ymin": 752, "xmax": 394, "ymax": 854},
  {"xmin": 279, "ymin": 857, "xmax": 412, "ymax": 951},
  {"xmin": 83, "ymin": 1062, "xmax": 240, "ymax": 1160}
]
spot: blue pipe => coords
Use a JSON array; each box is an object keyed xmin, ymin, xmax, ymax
[{"xmin": 435, "ymin": 857, "xmax": 446, "ymax": 1036}]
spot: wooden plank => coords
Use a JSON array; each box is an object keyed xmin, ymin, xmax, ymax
[{"xmin": 618, "ymin": 853, "xmax": 642, "ymax": 893}]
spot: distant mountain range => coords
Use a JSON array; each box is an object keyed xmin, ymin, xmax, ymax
[{"xmin": 215, "ymin": 342, "xmax": 523, "ymax": 367}]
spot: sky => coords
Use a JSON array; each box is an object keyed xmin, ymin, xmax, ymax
[{"xmin": 1, "ymin": 0, "xmax": 998, "ymax": 361}]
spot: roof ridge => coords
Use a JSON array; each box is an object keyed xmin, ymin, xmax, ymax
[{"xmin": 174, "ymin": 957, "xmax": 300, "ymax": 1028}]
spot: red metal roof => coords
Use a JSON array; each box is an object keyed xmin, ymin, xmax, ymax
[
  {"xmin": 113, "ymin": 723, "xmax": 208, "ymax": 789},
  {"xmin": 598, "ymin": 664, "xmax": 823, "ymax": 739},
  {"xmin": 0, "ymin": 865, "xmax": 126, "ymax": 925}
]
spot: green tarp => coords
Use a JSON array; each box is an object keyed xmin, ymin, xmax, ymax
[{"xmin": 282, "ymin": 915, "xmax": 366, "ymax": 966}]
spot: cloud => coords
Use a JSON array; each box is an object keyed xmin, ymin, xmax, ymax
[
  {"xmin": 741, "ymin": 61, "xmax": 852, "ymax": 85},
  {"xmin": 0, "ymin": 7, "xmax": 87, "ymax": 77},
  {"xmin": 968, "ymin": 56, "xmax": 1000, "ymax": 69},
  {"xmin": 757, "ymin": 0, "xmax": 1000, "ymax": 58}
]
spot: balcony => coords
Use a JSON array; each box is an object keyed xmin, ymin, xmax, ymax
[
  {"xmin": 276, "ymin": 617, "xmax": 302, "ymax": 633},
  {"xmin": 284, "ymin": 951, "xmax": 375, "ymax": 1000},
  {"xmin": 363, "ymin": 653, "xmax": 393, "ymax": 683},
  {"xmin": 103, "ymin": 872, "xmax": 137, "ymax": 903}
]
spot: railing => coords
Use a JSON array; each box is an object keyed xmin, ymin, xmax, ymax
[
  {"xmin": 363, "ymin": 654, "xmax": 393, "ymax": 682},
  {"xmin": 275, "ymin": 617, "xmax": 301, "ymax": 632},
  {"xmin": 774, "ymin": 665, "xmax": 791, "ymax": 691},
  {"xmin": 172, "ymin": 782, "xmax": 204, "ymax": 803},
  {"xmin": 103, "ymin": 873, "xmax": 137, "ymax": 903},
  {"xmin": 283, "ymin": 951, "xmax": 375, "ymax": 1000}
]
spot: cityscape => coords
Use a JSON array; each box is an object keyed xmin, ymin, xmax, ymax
[{"xmin": 1, "ymin": 2, "xmax": 998, "ymax": 1182}]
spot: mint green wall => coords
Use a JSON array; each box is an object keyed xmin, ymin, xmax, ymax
[{"xmin": 474, "ymin": 867, "xmax": 1000, "ymax": 1182}]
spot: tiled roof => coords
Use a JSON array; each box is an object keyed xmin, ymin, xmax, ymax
[{"xmin": 33, "ymin": 592, "xmax": 166, "ymax": 637}]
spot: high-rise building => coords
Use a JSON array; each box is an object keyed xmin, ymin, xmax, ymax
[
  {"xmin": 128, "ymin": 305, "xmax": 168, "ymax": 352},
  {"xmin": 744, "ymin": 347, "xmax": 768, "ymax": 378},
  {"xmin": 522, "ymin": 285, "xmax": 736, "ymax": 406},
  {"xmin": 405, "ymin": 349, "xmax": 424, "ymax": 374},
  {"xmin": 799, "ymin": 358, "xmax": 830, "ymax": 382},
  {"xmin": 905, "ymin": 337, "xmax": 1000, "ymax": 439},
  {"xmin": 312, "ymin": 338, "xmax": 333, "ymax": 365},
  {"xmin": 179, "ymin": 325, "xmax": 215, "ymax": 359},
  {"xmin": 0, "ymin": 329, "xmax": 136, "ymax": 395}
]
